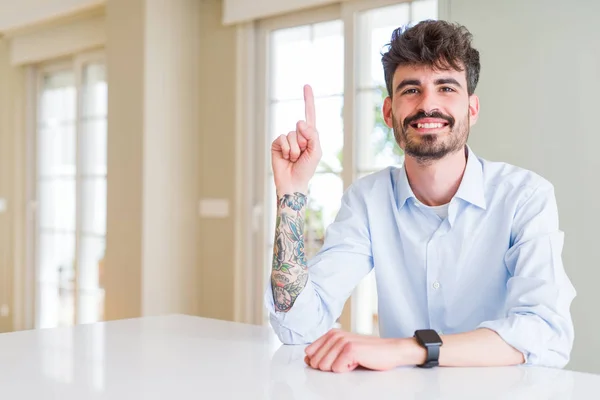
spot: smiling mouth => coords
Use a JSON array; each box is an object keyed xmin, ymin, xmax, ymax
[{"xmin": 410, "ymin": 122, "xmax": 450, "ymax": 131}]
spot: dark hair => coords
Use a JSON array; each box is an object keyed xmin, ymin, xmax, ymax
[{"xmin": 381, "ymin": 20, "xmax": 480, "ymax": 97}]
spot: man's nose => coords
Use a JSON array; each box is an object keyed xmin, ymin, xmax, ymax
[{"xmin": 416, "ymin": 90, "xmax": 441, "ymax": 115}]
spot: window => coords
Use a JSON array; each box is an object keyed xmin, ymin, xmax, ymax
[
  {"xmin": 266, "ymin": 19, "xmax": 345, "ymax": 273},
  {"xmin": 35, "ymin": 53, "xmax": 107, "ymax": 329},
  {"xmin": 256, "ymin": 0, "xmax": 437, "ymax": 332}
]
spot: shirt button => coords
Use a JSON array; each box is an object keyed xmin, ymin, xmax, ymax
[{"xmin": 433, "ymin": 281, "xmax": 440, "ymax": 290}]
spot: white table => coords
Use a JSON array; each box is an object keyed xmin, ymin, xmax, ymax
[{"xmin": 0, "ymin": 314, "xmax": 598, "ymax": 399}]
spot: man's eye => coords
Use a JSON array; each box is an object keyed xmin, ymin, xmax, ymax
[
  {"xmin": 402, "ymin": 88, "xmax": 419, "ymax": 95},
  {"xmin": 441, "ymin": 87, "xmax": 455, "ymax": 92}
]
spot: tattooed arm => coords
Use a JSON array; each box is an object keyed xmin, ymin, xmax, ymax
[
  {"xmin": 271, "ymin": 192, "xmax": 309, "ymax": 312},
  {"xmin": 266, "ymin": 85, "xmax": 371, "ymax": 343},
  {"xmin": 265, "ymin": 183, "xmax": 373, "ymax": 343}
]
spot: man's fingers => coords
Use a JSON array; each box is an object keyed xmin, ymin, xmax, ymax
[
  {"xmin": 331, "ymin": 343, "xmax": 358, "ymax": 373},
  {"xmin": 305, "ymin": 329, "xmax": 335, "ymax": 358},
  {"xmin": 278, "ymin": 134, "xmax": 290, "ymax": 160},
  {"xmin": 304, "ymin": 84, "xmax": 316, "ymax": 128},
  {"xmin": 295, "ymin": 121, "xmax": 309, "ymax": 149},
  {"xmin": 310, "ymin": 333, "xmax": 342, "ymax": 370},
  {"xmin": 287, "ymin": 131, "xmax": 301, "ymax": 162},
  {"xmin": 316, "ymin": 336, "xmax": 349, "ymax": 371},
  {"xmin": 297, "ymin": 121, "xmax": 321, "ymax": 157}
]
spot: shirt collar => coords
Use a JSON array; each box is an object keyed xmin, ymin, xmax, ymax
[
  {"xmin": 396, "ymin": 145, "xmax": 487, "ymax": 210},
  {"xmin": 455, "ymin": 145, "xmax": 487, "ymax": 210},
  {"xmin": 396, "ymin": 164, "xmax": 416, "ymax": 210}
]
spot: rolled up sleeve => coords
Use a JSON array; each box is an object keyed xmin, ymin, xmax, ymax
[
  {"xmin": 264, "ymin": 184, "xmax": 373, "ymax": 344},
  {"xmin": 478, "ymin": 181, "xmax": 576, "ymax": 368}
]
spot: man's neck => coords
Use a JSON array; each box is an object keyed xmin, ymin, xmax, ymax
[{"xmin": 404, "ymin": 147, "xmax": 468, "ymax": 206}]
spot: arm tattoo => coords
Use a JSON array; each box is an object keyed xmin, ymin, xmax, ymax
[{"xmin": 271, "ymin": 192, "xmax": 309, "ymax": 312}]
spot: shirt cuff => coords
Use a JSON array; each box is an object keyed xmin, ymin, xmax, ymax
[
  {"xmin": 264, "ymin": 277, "xmax": 328, "ymax": 343},
  {"xmin": 477, "ymin": 319, "xmax": 531, "ymax": 365}
]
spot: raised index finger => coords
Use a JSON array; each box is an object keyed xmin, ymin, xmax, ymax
[{"xmin": 304, "ymin": 84, "xmax": 316, "ymax": 128}]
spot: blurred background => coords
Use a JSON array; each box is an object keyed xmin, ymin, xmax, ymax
[{"xmin": 0, "ymin": 0, "xmax": 598, "ymax": 375}]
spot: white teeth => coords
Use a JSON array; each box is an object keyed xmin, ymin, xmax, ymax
[{"xmin": 417, "ymin": 122, "xmax": 444, "ymax": 129}]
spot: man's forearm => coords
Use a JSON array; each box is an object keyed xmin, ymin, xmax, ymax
[
  {"xmin": 271, "ymin": 192, "xmax": 309, "ymax": 312},
  {"xmin": 399, "ymin": 328, "xmax": 525, "ymax": 367}
]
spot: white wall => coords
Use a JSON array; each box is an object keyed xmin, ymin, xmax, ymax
[
  {"xmin": 0, "ymin": 40, "xmax": 15, "ymax": 333},
  {"xmin": 9, "ymin": 12, "xmax": 105, "ymax": 65},
  {"xmin": 105, "ymin": 0, "xmax": 204, "ymax": 320},
  {"xmin": 0, "ymin": 0, "xmax": 103, "ymax": 32},
  {"xmin": 142, "ymin": 0, "xmax": 201, "ymax": 317},
  {"xmin": 105, "ymin": 0, "xmax": 238, "ymax": 322},
  {"xmin": 448, "ymin": 0, "xmax": 600, "ymax": 373},
  {"xmin": 0, "ymin": 39, "xmax": 26, "ymax": 333}
]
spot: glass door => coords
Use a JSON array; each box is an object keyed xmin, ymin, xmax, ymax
[{"xmin": 35, "ymin": 54, "xmax": 107, "ymax": 329}]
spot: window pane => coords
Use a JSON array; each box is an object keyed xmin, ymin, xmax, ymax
[
  {"xmin": 80, "ymin": 61, "xmax": 107, "ymax": 324},
  {"xmin": 78, "ymin": 236, "xmax": 105, "ymax": 324},
  {"xmin": 39, "ymin": 179, "xmax": 76, "ymax": 232},
  {"xmin": 270, "ymin": 20, "xmax": 343, "ymax": 100},
  {"xmin": 80, "ymin": 119, "xmax": 107, "ymax": 176},
  {"xmin": 311, "ymin": 21, "xmax": 344, "ymax": 97},
  {"xmin": 411, "ymin": 0, "xmax": 438, "ymax": 23},
  {"xmin": 356, "ymin": 89, "xmax": 404, "ymax": 172},
  {"xmin": 315, "ymin": 96, "xmax": 343, "ymax": 173},
  {"xmin": 265, "ymin": 180, "xmax": 277, "ymax": 248},
  {"xmin": 270, "ymin": 99, "xmax": 304, "ymax": 142},
  {"xmin": 354, "ymin": 271, "xmax": 379, "ymax": 336},
  {"xmin": 38, "ymin": 284, "xmax": 74, "ymax": 329},
  {"xmin": 78, "ymin": 236, "xmax": 105, "ymax": 291},
  {"xmin": 37, "ymin": 68, "xmax": 77, "ymax": 330},
  {"xmin": 271, "ymin": 25, "xmax": 311, "ymax": 100},
  {"xmin": 81, "ymin": 178, "xmax": 107, "ymax": 236},
  {"xmin": 82, "ymin": 63, "xmax": 107, "ymax": 118},
  {"xmin": 38, "ymin": 232, "xmax": 75, "ymax": 285},
  {"xmin": 305, "ymin": 173, "xmax": 343, "ymax": 259},
  {"xmin": 36, "ymin": 61, "xmax": 108, "ymax": 328},
  {"xmin": 357, "ymin": 3, "xmax": 410, "ymax": 90},
  {"xmin": 40, "ymin": 70, "xmax": 76, "ymax": 124},
  {"xmin": 38, "ymin": 124, "xmax": 76, "ymax": 177},
  {"xmin": 78, "ymin": 290, "xmax": 105, "ymax": 325},
  {"xmin": 37, "ymin": 283, "xmax": 59, "ymax": 328}
]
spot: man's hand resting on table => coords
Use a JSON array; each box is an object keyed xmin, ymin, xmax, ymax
[
  {"xmin": 303, "ymin": 329, "xmax": 425, "ymax": 373},
  {"xmin": 303, "ymin": 328, "xmax": 526, "ymax": 372}
]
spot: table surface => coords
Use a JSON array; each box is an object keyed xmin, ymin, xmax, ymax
[{"xmin": 0, "ymin": 314, "xmax": 598, "ymax": 399}]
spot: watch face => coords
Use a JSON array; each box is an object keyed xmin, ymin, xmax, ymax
[{"xmin": 417, "ymin": 329, "xmax": 442, "ymax": 345}]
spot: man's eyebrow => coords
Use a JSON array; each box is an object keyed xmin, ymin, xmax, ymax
[
  {"xmin": 435, "ymin": 78, "xmax": 462, "ymax": 87},
  {"xmin": 394, "ymin": 78, "xmax": 463, "ymax": 93},
  {"xmin": 395, "ymin": 79, "xmax": 421, "ymax": 93}
]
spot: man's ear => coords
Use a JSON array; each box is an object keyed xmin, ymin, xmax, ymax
[
  {"xmin": 383, "ymin": 96, "xmax": 394, "ymax": 128},
  {"xmin": 468, "ymin": 94, "xmax": 480, "ymax": 126}
]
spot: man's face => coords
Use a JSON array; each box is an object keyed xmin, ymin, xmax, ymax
[{"xmin": 383, "ymin": 63, "xmax": 479, "ymax": 163}]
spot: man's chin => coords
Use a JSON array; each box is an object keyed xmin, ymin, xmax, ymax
[
  {"xmin": 404, "ymin": 145, "xmax": 452, "ymax": 160},
  {"xmin": 404, "ymin": 132, "xmax": 444, "ymax": 146}
]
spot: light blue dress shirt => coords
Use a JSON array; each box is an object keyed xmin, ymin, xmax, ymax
[{"xmin": 265, "ymin": 145, "xmax": 576, "ymax": 368}]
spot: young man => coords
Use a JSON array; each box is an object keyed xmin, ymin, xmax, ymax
[{"xmin": 266, "ymin": 20, "xmax": 575, "ymax": 373}]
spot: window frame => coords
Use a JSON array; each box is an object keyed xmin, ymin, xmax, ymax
[
  {"xmin": 237, "ymin": 0, "xmax": 449, "ymax": 328},
  {"xmin": 30, "ymin": 49, "xmax": 107, "ymax": 329}
]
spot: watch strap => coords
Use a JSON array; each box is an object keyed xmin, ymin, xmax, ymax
[{"xmin": 418, "ymin": 342, "xmax": 440, "ymax": 368}]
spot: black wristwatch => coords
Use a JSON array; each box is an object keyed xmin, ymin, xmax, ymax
[{"xmin": 414, "ymin": 329, "xmax": 443, "ymax": 368}]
